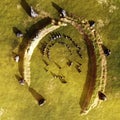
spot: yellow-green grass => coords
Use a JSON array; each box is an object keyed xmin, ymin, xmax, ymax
[{"xmin": 0, "ymin": 0, "xmax": 120, "ymax": 120}]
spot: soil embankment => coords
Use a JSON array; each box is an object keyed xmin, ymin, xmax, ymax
[{"xmin": 61, "ymin": 17, "xmax": 97, "ymax": 112}]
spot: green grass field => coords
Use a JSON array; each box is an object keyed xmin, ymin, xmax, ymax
[{"xmin": 0, "ymin": 0, "xmax": 120, "ymax": 120}]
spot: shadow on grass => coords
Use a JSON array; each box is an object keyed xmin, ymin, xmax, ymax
[
  {"xmin": 11, "ymin": 39, "xmax": 19, "ymax": 50},
  {"xmin": 79, "ymin": 34, "xmax": 97, "ymax": 112},
  {"xmin": 15, "ymin": 74, "xmax": 21, "ymax": 82},
  {"xmin": 21, "ymin": 0, "xmax": 31, "ymax": 17},
  {"xmin": 17, "ymin": 17, "xmax": 52, "ymax": 77},
  {"xmin": 12, "ymin": 27, "xmax": 23, "ymax": 37},
  {"xmin": 29, "ymin": 87, "xmax": 46, "ymax": 105},
  {"xmin": 52, "ymin": 2, "xmax": 63, "ymax": 14},
  {"xmin": 26, "ymin": 17, "xmax": 52, "ymax": 39}
]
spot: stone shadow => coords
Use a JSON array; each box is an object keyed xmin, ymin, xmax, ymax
[
  {"xmin": 15, "ymin": 74, "xmax": 22, "ymax": 82},
  {"xmin": 26, "ymin": 17, "xmax": 51, "ymax": 39},
  {"xmin": 29, "ymin": 87, "xmax": 46, "ymax": 106},
  {"xmin": 52, "ymin": 2, "xmax": 63, "ymax": 14},
  {"xmin": 12, "ymin": 27, "xmax": 23, "ymax": 37},
  {"xmin": 21, "ymin": 0, "xmax": 31, "ymax": 17}
]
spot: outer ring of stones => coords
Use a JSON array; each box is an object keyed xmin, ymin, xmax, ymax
[{"xmin": 21, "ymin": 15, "xmax": 107, "ymax": 115}]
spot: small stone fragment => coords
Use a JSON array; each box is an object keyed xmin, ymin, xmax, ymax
[
  {"xmin": 38, "ymin": 98, "xmax": 46, "ymax": 106},
  {"xmin": 98, "ymin": 91, "xmax": 107, "ymax": 101},
  {"xmin": 14, "ymin": 55, "xmax": 20, "ymax": 62},
  {"xmin": 30, "ymin": 6, "xmax": 38, "ymax": 18}
]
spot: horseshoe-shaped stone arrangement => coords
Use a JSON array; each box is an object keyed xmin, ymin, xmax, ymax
[{"xmin": 18, "ymin": 7, "xmax": 107, "ymax": 115}]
